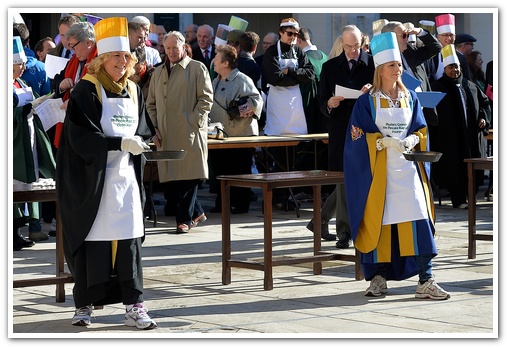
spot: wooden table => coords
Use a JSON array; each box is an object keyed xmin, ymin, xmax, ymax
[
  {"xmin": 13, "ymin": 188, "xmax": 73, "ymax": 302},
  {"xmin": 208, "ymin": 134, "xmax": 304, "ymax": 150},
  {"xmin": 464, "ymin": 157, "xmax": 494, "ymax": 259},
  {"xmin": 209, "ymin": 134, "xmax": 330, "ymax": 217},
  {"xmin": 218, "ymin": 170, "xmax": 361, "ymax": 291}
]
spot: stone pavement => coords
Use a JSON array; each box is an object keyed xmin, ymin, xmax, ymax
[{"xmin": 10, "ymin": 182, "xmax": 496, "ymax": 339}]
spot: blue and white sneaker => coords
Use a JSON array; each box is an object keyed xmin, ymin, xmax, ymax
[{"xmin": 72, "ymin": 305, "xmax": 93, "ymax": 326}]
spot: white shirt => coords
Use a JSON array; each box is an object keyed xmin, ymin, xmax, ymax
[{"xmin": 145, "ymin": 46, "xmax": 161, "ymax": 67}]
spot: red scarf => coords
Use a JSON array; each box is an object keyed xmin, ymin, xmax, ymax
[{"xmin": 54, "ymin": 45, "xmax": 98, "ymax": 147}]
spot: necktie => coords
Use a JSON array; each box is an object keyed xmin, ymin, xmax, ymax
[
  {"xmin": 349, "ymin": 59, "xmax": 356, "ymax": 70},
  {"xmin": 204, "ymin": 49, "xmax": 210, "ymax": 64},
  {"xmin": 64, "ymin": 49, "xmax": 70, "ymax": 59}
]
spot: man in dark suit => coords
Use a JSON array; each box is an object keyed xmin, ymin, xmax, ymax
[
  {"xmin": 254, "ymin": 32, "xmax": 278, "ymax": 94},
  {"xmin": 185, "ymin": 24, "xmax": 198, "ymax": 48},
  {"xmin": 455, "ymin": 33, "xmax": 477, "ymax": 80},
  {"xmin": 47, "ymin": 14, "xmax": 81, "ymax": 59},
  {"xmin": 426, "ymin": 13, "xmax": 456, "ymax": 84},
  {"xmin": 319, "ymin": 24, "xmax": 375, "ymax": 248},
  {"xmin": 254, "ymin": 32, "xmax": 278, "ymax": 130},
  {"xmin": 192, "ymin": 24, "xmax": 215, "ymax": 71}
]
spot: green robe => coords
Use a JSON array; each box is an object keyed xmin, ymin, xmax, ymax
[{"xmin": 13, "ymin": 78, "xmax": 56, "ymax": 221}]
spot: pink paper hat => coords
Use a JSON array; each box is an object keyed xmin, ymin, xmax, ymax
[{"xmin": 435, "ymin": 14, "xmax": 456, "ymax": 35}]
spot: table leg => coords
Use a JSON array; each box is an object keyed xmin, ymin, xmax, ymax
[
  {"xmin": 55, "ymin": 203, "xmax": 65, "ymax": 302},
  {"xmin": 263, "ymin": 185, "xmax": 273, "ymax": 290},
  {"xmin": 312, "ymin": 185, "xmax": 322, "ymax": 275},
  {"xmin": 222, "ymin": 181, "xmax": 232, "ymax": 285},
  {"xmin": 354, "ymin": 248, "xmax": 363, "ymax": 280},
  {"xmin": 467, "ymin": 162, "xmax": 477, "ymax": 259},
  {"xmin": 149, "ymin": 161, "xmax": 157, "ymax": 227}
]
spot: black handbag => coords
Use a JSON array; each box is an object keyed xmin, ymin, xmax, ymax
[{"xmin": 227, "ymin": 96, "xmax": 249, "ymax": 120}]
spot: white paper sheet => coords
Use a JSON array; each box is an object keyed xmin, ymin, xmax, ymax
[
  {"xmin": 334, "ymin": 85, "xmax": 363, "ymax": 99},
  {"xmin": 44, "ymin": 54, "xmax": 69, "ymax": 79},
  {"xmin": 34, "ymin": 98, "xmax": 65, "ymax": 131}
]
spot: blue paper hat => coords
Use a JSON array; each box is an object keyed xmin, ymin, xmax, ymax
[
  {"xmin": 370, "ymin": 32, "xmax": 402, "ymax": 67},
  {"xmin": 13, "ymin": 36, "xmax": 27, "ymax": 64}
]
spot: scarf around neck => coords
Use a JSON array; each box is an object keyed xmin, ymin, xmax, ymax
[{"xmin": 96, "ymin": 67, "xmax": 129, "ymax": 95}]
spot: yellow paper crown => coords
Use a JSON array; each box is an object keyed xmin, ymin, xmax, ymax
[
  {"xmin": 441, "ymin": 44, "xmax": 459, "ymax": 67},
  {"xmin": 94, "ymin": 17, "xmax": 130, "ymax": 55}
]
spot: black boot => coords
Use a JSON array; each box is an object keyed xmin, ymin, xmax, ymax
[{"xmin": 14, "ymin": 222, "xmax": 35, "ymax": 251}]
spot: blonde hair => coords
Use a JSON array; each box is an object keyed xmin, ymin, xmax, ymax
[
  {"xmin": 328, "ymin": 36, "xmax": 343, "ymax": 59},
  {"xmin": 370, "ymin": 62, "xmax": 408, "ymax": 95},
  {"xmin": 87, "ymin": 51, "xmax": 137, "ymax": 78}
]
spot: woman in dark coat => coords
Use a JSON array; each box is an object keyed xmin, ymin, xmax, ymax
[
  {"xmin": 430, "ymin": 44, "xmax": 491, "ymax": 209},
  {"xmin": 56, "ymin": 17, "xmax": 156, "ymax": 329}
]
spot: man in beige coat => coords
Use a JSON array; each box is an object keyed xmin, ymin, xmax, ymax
[{"xmin": 146, "ymin": 31, "xmax": 213, "ymax": 234}]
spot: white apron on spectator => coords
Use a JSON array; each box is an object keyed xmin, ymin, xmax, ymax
[
  {"xmin": 86, "ymin": 86, "xmax": 144, "ymax": 241},
  {"xmin": 264, "ymin": 41, "xmax": 307, "ymax": 135},
  {"xmin": 374, "ymin": 95, "xmax": 428, "ymax": 225}
]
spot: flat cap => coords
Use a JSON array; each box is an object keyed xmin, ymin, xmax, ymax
[{"xmin": 455, "ymin": 33, "xmax": 477, "ymax": 45}]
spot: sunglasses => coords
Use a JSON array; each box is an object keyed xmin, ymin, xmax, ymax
[
  {"xmin": 285, "ymin": 31, "xmax": 299, "ymax": 37},
  {"xmin": 397, "ymin": 33, "xmax": 409, "ymax": 39}
]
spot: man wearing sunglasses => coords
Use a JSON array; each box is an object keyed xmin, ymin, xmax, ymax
[{"xmin": 381, "ymin": 21, "xmax": 441, "ymax": 127}]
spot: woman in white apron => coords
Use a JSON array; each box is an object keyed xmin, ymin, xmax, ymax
[
  {"xmin": 56, "ymin": 17, "xmax": 157, "ymax": 329},
  {"xmin": 261, "ymin": 18, "xmax": 315, "ymax": 208},
  {"xmin": 343, "ymin": 32, "xmax": 450, "ymax": 300},
  {"xmin": 263, "ymin": 18, "xmax": 314, "ymax": 136}
]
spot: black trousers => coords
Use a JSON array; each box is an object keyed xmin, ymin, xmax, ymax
[
  {"xmin": 209, "ymin": 147, "xmax": 253, "ymax": 211},
  {"xmin": 69, "ymin": 238, "xmax": 144, "ymax": 308}
]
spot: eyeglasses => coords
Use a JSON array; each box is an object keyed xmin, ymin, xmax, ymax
[
  {"xmin": 285, "ymin": 31, "xmax": 299, "ymax": 37},
  {"xmin": 67, "ymin": 40, "xmax": 81, "ymax": 50},
  {"xmin": 343, "ymin": 43, "xmax": 360, "ymax": 51},
  {"xmin": 439, "ymin": 33, "xmax": 455, "ymax": 39},
  {"xmin": 396, "ymin": 33, "xmax": 409, "ymax": 39}
]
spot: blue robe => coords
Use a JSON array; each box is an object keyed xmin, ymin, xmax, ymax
[{"xmin": 344, "ymin": 90, "xmax": 437, "ymax": 280}]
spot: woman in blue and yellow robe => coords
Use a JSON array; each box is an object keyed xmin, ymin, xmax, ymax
[{"xmin": 344, "ymin": 88, "xmax": 437, "ymax": 282}]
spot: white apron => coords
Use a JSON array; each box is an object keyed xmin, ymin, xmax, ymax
[
  {"xmin": 86, "ymin": 86, "xmax": 144, "ymax": 241},
  {"xmin": 14, "ymin": 85, "xmax": 39, "ymax": 181},
  {"xmin": 264, "ymin": 41, "xmax": 307, "ymax": 135},
  {"xmin": 374, "ymin": 95, "xmax": 428, "ymax": 225}
]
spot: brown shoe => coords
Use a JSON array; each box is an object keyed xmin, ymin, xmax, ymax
[
  {"xmin": 190, "ymin": 213, "xmax": 207, "ymax": 228},
  {"xmin": 29, "ymin": 231, "xmax": 49, "ymax": 241},
  {"xmin": 176, "ymin": 223, "xmax": 189, "ymax": 234}
]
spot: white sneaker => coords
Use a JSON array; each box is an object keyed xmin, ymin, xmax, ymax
[
  {"xmin": 125, "ymin": 305, "xmax": 157, "ymax": 330},
  {"xmin": 72, "ymin": 305, "xmax": 93, "ymax": 326},
  {"xmin": 365, "ymin": 275, "xmax": 388, "ymax": 297},
  {"xmin": 50, "ymin": 218, "xmax": 57, "ymax": 232},
  {"xmin": 415, "ymin": 278, "xmax": 451, "ymax": 300}
]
